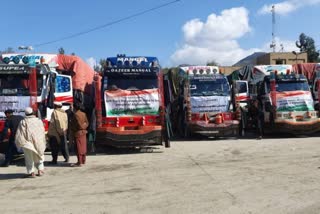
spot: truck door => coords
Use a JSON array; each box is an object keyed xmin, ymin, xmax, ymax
[
  {"xmin": 54, "ymin": 74, "xmax": 73, "ymax": 106},
  {"xmin": 234, "ymin": 80, "xmax": 249, "ymax": 107}
]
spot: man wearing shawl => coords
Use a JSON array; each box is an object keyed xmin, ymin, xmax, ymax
[{"xmin": 15, "ymin": 107, "xmax": 46, "ymax": 178}]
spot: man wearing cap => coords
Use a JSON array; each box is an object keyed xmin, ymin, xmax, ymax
[
  {"xmin": 47, "ymin": 101, "xmax": 69, "ymax": 164},
  {"xmin": 15, "ymin": 107, "xmax": 46, "ymax": 177},
  {"xmin": 0, "ymin": 109, "xmax": 24, "ymax": 167}
]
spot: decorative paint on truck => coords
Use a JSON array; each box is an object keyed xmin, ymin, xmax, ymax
[
  {"xmin": 105, "ymin": 88, "xmax": 160, "ymax": 116},
  {"xmin": 0, "ymin": 61, "xmax": 55, "ymax": 134},
  {"xmin": 96, "ymin": 54, "xmax": 170, "ymax": 148},
  {"xmin": 231, "ymin": 64, "xmax": 320, "ymax": 134},
  {"xmin": 176, "ymin": 66, "xmax": 240, "ymax": 138},
  {"xmin": 0, "ymin": 53, "xmax": 100, "ymax": 144}
]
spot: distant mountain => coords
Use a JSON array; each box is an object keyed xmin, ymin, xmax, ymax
[{"xmin": 233, "ymin": 52, "xmax": 266, "ymax": 67}]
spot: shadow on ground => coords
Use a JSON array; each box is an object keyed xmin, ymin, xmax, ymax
[
  {"xmin": 92, "ymin": 145, "xmax": 163, "ymax": 156},
  {"xmin": 0, "ymin": 173, "xmax": 26, "ymax": 180}
]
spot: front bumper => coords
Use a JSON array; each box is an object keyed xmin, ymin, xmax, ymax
[
  {"xmin": 188, "ymin": 120, "xmax": 239, "ymax": 137},
  {"xmin": 265, "ymin": 118, "xmax": 320, "ymax": 134},
  {"xmin": 95, "ymin": 126, "xmax": 163, "ymax": 147}
]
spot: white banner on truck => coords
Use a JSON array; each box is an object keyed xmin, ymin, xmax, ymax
[
  {"xmin": 190, "ymin": 96, "xmax": 229, "ymax": 113},
  {"xmin": 105, "ymin": 89, "xmax": 160, "ymax": 116},
  {"xmin": 0, "ymin": 96, "xmax": 30, "ymax": 116}
]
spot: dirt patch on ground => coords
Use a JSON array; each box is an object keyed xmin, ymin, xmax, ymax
[{"xmin": 86, "ymin": 163, "xmax": 135, "ymax": 172}]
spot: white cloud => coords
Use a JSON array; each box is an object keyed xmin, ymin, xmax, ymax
[
  {"xmin": 170, "ymin": 7, "xmax": 304, "ymax": 66},
  {"xmin": 86, "ymin": 57, "xmax": 98, "ymax": 69},
  {"xmin": 170, "ymin": 7, "xmax": 258, "ymax": 66},
  {"xmin": 258, "ymin": 0, "xmax": 320, "ymax": 15}
]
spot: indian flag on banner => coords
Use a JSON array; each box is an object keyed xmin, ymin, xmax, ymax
[
  {"xmin": 105, "ymin": 89, "xmax": 160, "ymax": 116},
  {"xmin": 276, "ymin": 91, "xmax": 314, "ymax": 112}
]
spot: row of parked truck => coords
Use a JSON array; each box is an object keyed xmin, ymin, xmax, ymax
[
  {"xmin": 0, "ymin": 53, "xmax": 320, "ymax": 151},
  {"xmin": 170, "ymin": 63, "xmax": 320, "ymax": 139}
]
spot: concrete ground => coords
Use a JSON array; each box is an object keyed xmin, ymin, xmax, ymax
[{"xmin": 1, "ymin": 135, "xmax": 320, "ymax": 214}]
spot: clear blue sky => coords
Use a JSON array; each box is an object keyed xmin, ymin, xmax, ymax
[{"xmin": 1, "ymin": 0, "xmax": 320, "ymax": 67}]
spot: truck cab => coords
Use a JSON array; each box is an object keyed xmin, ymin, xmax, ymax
[
  {"xmin": 177, "ymin": 66, "xmax": 240, "ymax": 137},
  {"xmin": 248, "ymin": 65, "xmax": 320, "ymax": 134},
  {"xmin": 96, "ymin": 55, "xmax": 170, "ymax": 148},
  {"xmin": 0, "ymin": 53, "xmax": 73, "ymax": 131}
]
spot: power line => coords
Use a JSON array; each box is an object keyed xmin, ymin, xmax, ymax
[{"xmin": 34, "ymin": 0, "xmax": 181, "ymax": 47}]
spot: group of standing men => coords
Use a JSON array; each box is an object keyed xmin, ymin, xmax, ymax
[
  {"xmin": 0, "ymin": 101, "xmax": 89, "ymax": 178},
  {"xmin": 48, "ymin": 102, "xmax": 89, "ymax": 167}
]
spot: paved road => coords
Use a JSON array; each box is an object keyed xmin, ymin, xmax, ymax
[{"xmin": 1, "ymin": 136, "xmax": 320, "ymax": 214}]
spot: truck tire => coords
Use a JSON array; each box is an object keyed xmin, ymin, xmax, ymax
[
  {"xmin": 164, "ymin": 137, "xmax": 171, "ymax": 148},
  {"xmin": 184, "ymin": 125, "xmax": 192, "ymax": 138},
  {"xmin": 239, "ymin": 122, "xmax": 245, "ymax": 137},
  {"xmin": 239, "ymin": 111, "xmax": 245, "ymax": 137},
  {"xmin": 183, "ymin": 108, "xmax": 193, "ymax": 138},
  {"xmin": 177, "ymin": 111, "xmax": 185, "ymax": 137}
]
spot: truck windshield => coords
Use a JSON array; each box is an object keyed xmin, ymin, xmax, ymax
[
  {"xmin": 267, "ymin": 81, "xmax": 310, "ymax": 92},
  {"xmin": 190, "ymin": 78, "xmax": 230, "ymax": 96},
  {"xmin": 105, "ymin": 76, "xmax": 158, "ymax": 91},
  {"xmin": 0, "ymin": 74, "xmax": 43, "ymax": 96}
]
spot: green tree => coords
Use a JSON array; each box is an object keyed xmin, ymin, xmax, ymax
[
  {"xmin": 296, "ymin": 33, "xmax": 319, "ymax": 62},
  {"xmin": 95, "ymin": 59, "xmax": 107, "ymax": 73},
  {"xmin": 207, "ymin": 60, "xmax": 219, "ymax": 66},
  {"xmin": 58, "ymin": 47, "xmax": 65, "ymax": 55}
]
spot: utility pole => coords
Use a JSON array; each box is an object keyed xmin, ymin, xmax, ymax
[{"xmin": 270, "ymin": 5, "xmax": 276, "ymax": 52}]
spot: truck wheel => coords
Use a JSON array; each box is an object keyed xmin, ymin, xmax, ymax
[
  {"xmin": 184, "ymin": 126, "xmax": 192, "ymax": 138},
  {"xmin": 239, "ymin": 125, "xmax": 245, "ymax": 137},
  {"xmin": 177, "ymin": 112, "xmax": 184, "ymax": 137},
  {"xmin": 162, "ymin": 132, "xmax": 171, "ymax": 148},
  {"xmin": 183, "ymin": 109, "xmax": 192, "ymax": 138},
  {"xmin": 239, "ymin": 114, "xmax": 245, "ymax": 137},
  {"xmin": 165, "ymin": 137, "xmax": 171, "ymax": 148}
]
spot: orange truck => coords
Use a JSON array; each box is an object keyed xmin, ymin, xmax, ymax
[{"xmin": 95, "ymin": 54, "xmax": 170, "ymax": 148}]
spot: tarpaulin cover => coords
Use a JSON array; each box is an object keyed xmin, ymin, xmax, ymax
[
  {"xmin": 227, "ymin": 65, "xmax": 254, "ymax": 84},
  {"xmin": 292, "ymin": 63, "xmax": 317, "ymax": 82},
  {"xmin": 57, "ymin": 54, "xmax": 96, "ymax": 94},
  {"xmin": 56, "ymin": 54, "xmax": 102, "ymax": 132}
]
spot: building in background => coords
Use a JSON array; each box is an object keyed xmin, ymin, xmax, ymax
[
  {"xmin": 225, "ymin": 52, "xmax": 309, "ymax": 75},
  {"xmin": 256, "ymin": 52, "xmax": 307, "ymax": 65}
]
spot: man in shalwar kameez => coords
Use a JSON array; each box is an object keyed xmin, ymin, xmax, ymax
[
  {"xmin": 70, "ymin": 104, "xmax": 88, "ymax": 167},
  {"xmin": 15, "ymin": 107, "xmax": 46, "ymax": 177},
  {"xmin": 48, "ymin": 101, "xmax": 69, "ymax": 164}
]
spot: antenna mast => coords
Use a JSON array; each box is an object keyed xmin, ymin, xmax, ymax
[{"xmin": 270, "ymin": 5, "xmax": 276, "ymax": 52}]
